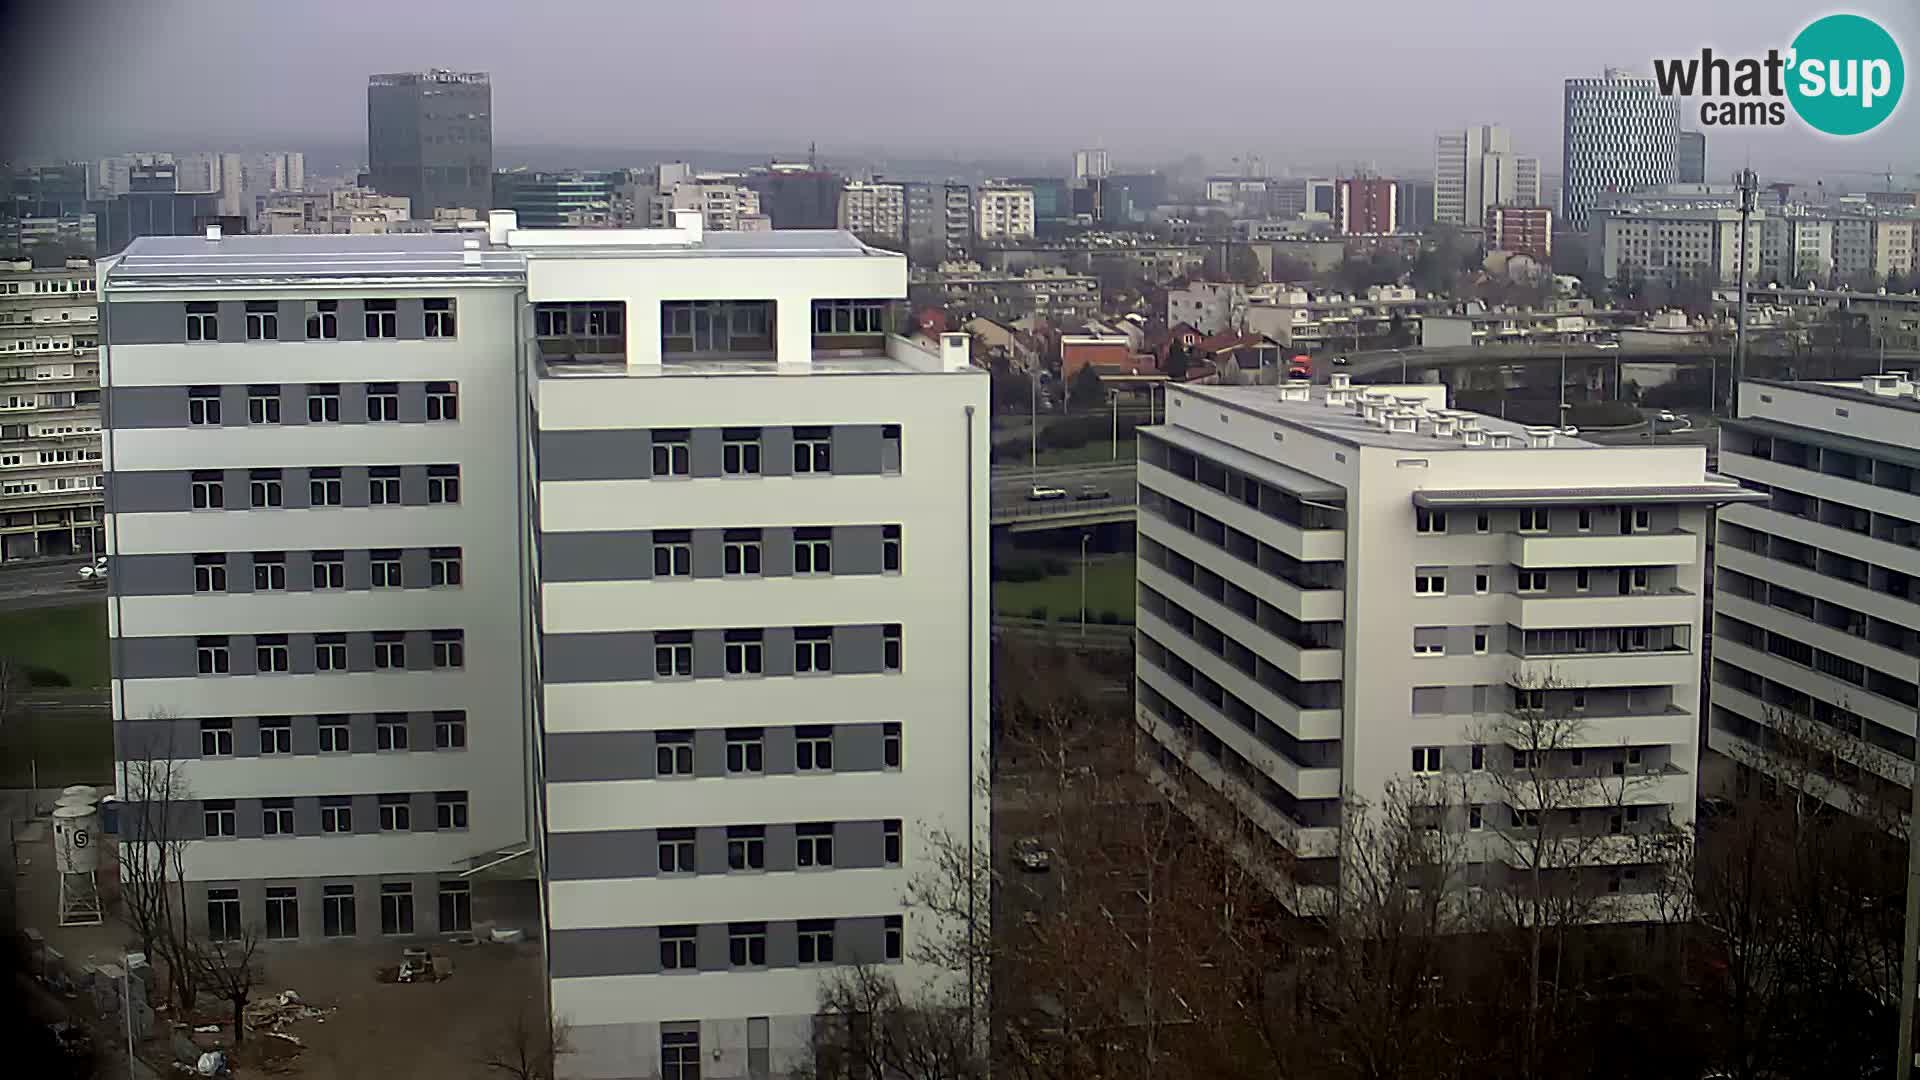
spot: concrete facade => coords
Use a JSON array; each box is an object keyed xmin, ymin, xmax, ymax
[{"xmin": 1, "ymin": 257, "xmax": 103, "ymax": 561}]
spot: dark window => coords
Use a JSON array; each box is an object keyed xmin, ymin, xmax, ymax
[
  {"xmin": 883, "ymin": 723, "xmax": 901, "ymax": 769},
  {"xmin": 424, "ymin": 298, "xmax": 456, "ymax": 338},
  {"xmin": 726, "ymin": 728, "xmax": 764, "ymax": 774},
  {"xmin": 307, "ymin": 383, "xmax": 340, "ymax": 423},
  {"xmin": 369, "ymin": 466, "xmax": 401, "ymax": 505},
  {"xmin": 245, "ymin": 300, "xmax": 278, "ymax": 341},
  {"xmin": 366, "ymin": 382, "xmax": 399, "ymax": 422},
  {"xmin": 427, "ymin": 465, "xmax": 460, "ymax": 504},
  {"xmin": 727, "ymin": 825, "xmax": 766, "ymax": 871},
  {"xmin": 306, "ymin": 300, "xmax": 339, "ymax": 340},
  {"xmin": 193, "ymin": 553, "xmax": 227, "ymax": 593},
  {"xmin": 882, "ymin": 525, "xmax": 901, "ymax": 572},
  {"xmin": 434, "ymin": 711, "xmax": 467, "ymax": 749},
  {"xmin": 655, "ymin": 731, "xmax": 694, "ymax": 775},
  {"xmin": 308, "ymin": 467, "xmax": 342, "ymax": 506},
  {"xmin": 185, "ymin": 302, "xmax": 218, "ymax": 342},
  {"xmin": 426, "ymin": 381, "xmax": 458, "ymax": 420},
  {"xmin": 187, "ymin": 386, "xmax": 221, "ymax": 425},
  {"xmin": 883, "ymin": 624, "xmax": 902, "ymax": 672},
  {"xmin": 365, "ymin": 298, "xmax": 398, "ymax": 338},
  {"xmin": 884, "ymin": 819, "xmax": 902, "ymax": 865},
  {"xmin": 793, "ymin": 426, "xmax": 832, "ymax": 473},
  {"xmin": 311, "ymin": 550, "xmax": 345, "ymax": 589}
]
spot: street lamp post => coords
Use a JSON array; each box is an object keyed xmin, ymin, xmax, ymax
[
  {"xmin": 1029, "ymin": 364, "xmax": 1038, "ymax": 483},
  {"xmin": 1110, "ymin": 391, "xmax": 1120, "ymax": 460},
  {"xmin": 1079, "ymin": 533, "xmax": 1091, "ymax": 640}
]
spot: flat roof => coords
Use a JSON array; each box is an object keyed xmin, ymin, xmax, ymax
[
  {"xmin": 1413, "ymin": 484, "xmax": 1766, "ymax": 507},
  {"xmin": 1750, "ymin": 377, "xmax": 1920, "ymax": 415},
  {"xmin": 1143, "ymin": 425, "xmax": 1344, "ymax": 502},
  {"xmin": 539, "ymin": 355, "xmax": 949, "ymax": 379},
  {"xmin": 1177, "ymin": 383, "xmax": 1601, "ymax": 453},
  {"xmin": 105, "ymin": 233, "xmax": 526, "ymax": 288}
]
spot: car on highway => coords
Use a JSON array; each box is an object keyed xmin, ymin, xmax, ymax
[
  {"xmin": 1075, "ymin": 485, "xmax": 1110, "ymax": 501},
  {"xmin": 1658, "ymin": 410, "xmax": 1680, "ymax": 423},
  {"xmin": 1013, "ymin": 838, "xmax": 1052, "ymax": 872},
  {"xmin": 1561, "ymin": 425, "xmax": 1579, "ymax": 437},
  {"xmin": 1027, "ymin": 486, "xmax": 1068, "ymax": 501},
  {"xmin": 1331, "ymin": 355, "xmax": 1350, "ymax": 366},
  {"xmin": 77, "ymin": 558, "xmax": 109, "ymax": 585}
]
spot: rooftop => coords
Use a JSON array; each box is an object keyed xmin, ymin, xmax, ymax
[
  {"xmin": 1178, "ymin": 382, "xmax": 1602, "ymax": 453},
  {"xmin": 1751, "ymin": 376, "xmax": 1920, "ymax": 414},
  {"xmin": 105, "ymin": 233, "xmax": 525, "ymax": 288}
]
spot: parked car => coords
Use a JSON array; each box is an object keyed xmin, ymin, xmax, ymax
[
  {"xmin": 1027, "ymin": 486, "xmax": 1068, "ymax": 501},
  {"xmin": 1560, "ymin": 425, "xmax": 1580, "ymax": 437},
  {"xmin": 1013, "ymin": 838, "xmax": 1052, "ymax": 872},
  {"xmin": 1075, "ymin": 485, "xmax": 1110, "ymax": 501}
]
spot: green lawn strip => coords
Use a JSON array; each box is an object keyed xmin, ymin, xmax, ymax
[
  {"xmin": 993, "ymin": 555, "xmax": 1137, "ymax": 623},
  {"xmin": 0, "ymin": 602, "xmax": 110, "ymax": 689},
  {"xmin": 0, "ymin": 708, "xmax": 114, "ymax": 788},
  {"xmin": 1033, "ymin": 439, "xmax": 1138, "ymax": 468}
]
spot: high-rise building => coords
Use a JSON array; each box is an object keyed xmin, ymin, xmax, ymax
[
  {"xmin": 1596, "ymin": 204, "xmax": 1764, "ymax": 284},
  {"xmin": 1676, "ymin": 131, "xmax": 1707, "ymax": 185},
  {"xmin": 367, "ymin": 69, "xmax": 493, "ymax": 217},
  {"xmin": 974, "ymin": 184, "xmax": 1036, "ymax": 243},
  {"xmin": 659, "ymin": 174, "xmax": 766, "ymax": 232},
  {"xmin": 1396, "ymin": 180, "xmax": 1436, "ymax": 233},
  {"xmin": 91, "ymin": 162, "xmax": 224, "ymax": 255},
  {"xmin": 1433, "ymin": 125, "xmax": 1539, "ymax": 229},
  {"xmin": 1562, "ymin": 69, "xmax": 1680, "ymax": 233},
  {"xmin": 492, "ymin": 170, "xmax": 618, "ymax": 228},
  {"xmin": 1486, "ymin": 205, "xmax": 1553, "ymax": 261},
  {"xmin": 1709, "ymin": 375, "xmax": 1920, "ymax": 818},
  {"xmin": 100, "ymin": 213, "xmax": 988, "ymax": 1077},
  {"xmin": 0, "ymin": 256, "xmax": 102, "ymax": 561},
  {"xmin": 1135, "ymin": 377, "xmax": 1759, "ymax": 915},
  {"xmin": 4, "ymin": 164, "xmax": 93, "ymax": 253},
  {"xmin": 1074, "ymin": 149, "xmax": 1111, "ymax": 183},
  {"xmin": 1009, "ymin": 177, "xmax": 1070, "ymax": 230},
  {"xmin": 899, "ymin": 181, "xmax": 943, "ymax": 267},
  {"xmin": 743, "ymin": 165, "xmax": 843, "ymax": 230},
  {"xmin": 942, "ymin": 183, "xmax": 973, "ymax": 262},
  {"xmin": 1336, "ymin": 177, "xmax": 1398, "ymax": 235},
  {"xmin": 838, "ymin": 180, "xmax": 908, "ymax": 250}
]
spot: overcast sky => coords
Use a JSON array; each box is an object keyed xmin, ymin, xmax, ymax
[{"xmin": 3, "ymin": 0, "xmax": 1917, "ymax": 180}]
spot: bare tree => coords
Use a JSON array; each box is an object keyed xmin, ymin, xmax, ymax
[
  {"xmin": 796, "ymin": 965, "xmax": 983, "ymax": 1080},
  {"xmin": 195, "ymin": 922, "xmax": 262, "ymax": 1046},
  {"xmin": 480, "ymin": 1002, "xmax": 573, "ymax": 1080},
  {"xmin": 117, "ymin": 719, "xmax": 201, "ymax": 1011}
]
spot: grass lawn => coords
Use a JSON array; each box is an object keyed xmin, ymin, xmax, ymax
[
  {"xmin": 993, "ymin": 554, "xmax": 1137, "ymax": 623},
  {"xmin": 0, "ymin": 602, "xmax": 110, "ymax": 689},
  {"xmin": 1033, "ymin": 438, "xmax": 1138, "ymax": 468},
  {"xmin": 0, "ymin": 708, "xmax": 113, "ymax": 788}
]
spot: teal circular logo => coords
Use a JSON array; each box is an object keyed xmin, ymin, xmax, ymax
[{"xmin": 1787, "ymin": 14, "xmax": 1905, "ymax": 136}]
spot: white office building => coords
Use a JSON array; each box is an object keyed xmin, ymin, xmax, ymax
[
  {"xmin": 1709, "ymin": 376, "xmax": 1920, "ymax": 819},
  {"xmin": 2, "ymin": 257, "xmax": 104, "ymax": 561},
  {"xmin": 1433, "ymin": 125, "xmax": 1541, "ymax": 228},
  {"xmin": 101, "ymin": 214, "xmax": 989, "ymax": 1080},
  {"xmin": 1135, "ymin": 377, "xmax": 1758, "ymax": 916},
  {"xmin": 1562, "ymin": 69, "xmax": 1680, "ymax": 233}
]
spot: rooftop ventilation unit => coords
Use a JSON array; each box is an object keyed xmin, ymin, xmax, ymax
[
  {"xmin": 1862, "ymin": 374, "xmax": 1901, "ymax": 396},
  {"xmin": 1462, "ymin": 428, "xmax": 1487, "ymax": 446},
  {"xmin": 1524, "ymin": 425, "xmax": 1558, "ymax": 448},
  {"xmin": 1278, "ymin": 380, "xmax": 1311, "ymax": 403},
  {"xmin": 1395, "ymin": 395, "xmax": 1428, "ymax": 417},
  {"xmin": 462, "ymin": 238, "xmax": 482, "ymax": 266},
  {"xmin": 1433, "ymin": 416, "xmax": 1459, "ymax": 438},
  {"xmin": 1488, "ymin": 431, "xmax": 1515, "ymax": 448},
  {"xmin": 1329, "ymin": 372, "xmax": 1352, "ymax": 391},
  {"xmin": 1387, "ymin": 409, "xmax": 1420, "ymax": 434}
]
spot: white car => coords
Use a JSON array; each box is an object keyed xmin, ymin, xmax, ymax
[
  {"xmin": 76, "ymin": 557, "xmax": 109, "ymax": 581},
  {"xmin": 1027, "ymin": 486, "xmax": 1068, "ymax": 502},
  {"xmin": 1331, "ymin": 356, "xmax": 1350, "ymax": 366},
  {"xmin": 1658, "ymin": 411, "xmax": 1679, "ymax": 423},
  {"xmin": 1561, "ymin": 425, "xmax": 1580, "ymax": 437}
]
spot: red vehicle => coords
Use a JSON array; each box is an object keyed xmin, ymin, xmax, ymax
[{"xmin": 1288, "ymin": 355, "xmax": 1313, "ymax": 379}]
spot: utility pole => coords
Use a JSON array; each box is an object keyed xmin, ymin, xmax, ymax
[
  {"xmin": 1901, "ymin": 653, "xmax": 1920, "ymax": 1080},
  {"xmin": 1733, "ymin": 167, "xmax": 1757, "ymax": 420},
  {"xmin": 1029, "ymin": 362, "xmax": 1038, "ymax": 483},
  {"xmin": 1110, "ymin": 391, "xmax": 1119, "ymax": 460},
  {"xmin": 1079, "ymin": 533, "xmax": 1091, "ymax": 640}
]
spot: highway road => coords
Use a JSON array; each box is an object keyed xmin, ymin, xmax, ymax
[
  {"xmin": 991, "ymin": 460, "xmax": 1136, "ymax": 502},
  {"xmin": 0, "ymin": 558, "xmax": 106, "ymax": 611}
]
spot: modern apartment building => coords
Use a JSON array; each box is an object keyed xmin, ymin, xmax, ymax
[
  {"xmin": 1, "ymin": 257, "xmax": 103, "ymax": 561},
  {"xmin": 974, "ymin": 184, "xmax": 1036, "ymax": 243},
  {"xmin": 1486, "ymin": 206, "xmax": 1553, "ymax": 262},
  {"xmin": 1562, "ymin": 69, "xmax": 1680, "ymax": 232},
  {"xmin": 1433, "ymin": 125, "xmax": 1540, "ymax": 228},
  {"xmin": 1596, "ymin": 205, "xmax": 1765, "ymax": 284},
  {"xmin": 660, "ymin": 175, "xmax": 767, "ymax": 233},
  {"xmin": 367, "ymin": 70, "xmax": 494, "ymax": 217},
  {"xmin": 838, "ymin": 180, "xmax": 907, "ymax": 249},
  {"xmin": 100, "ymin": 215, "xmax": 988, "ymax": 1080},
  {"xmin": 1335, "ymin": 178, "xmax": 1398, "ymax": 236},
  {"xmin": 1134, "ymin": 376, "xmax": 1758, "ymax": 915},
  {"xmin": 942, "ymin": 183, "xmax": 973, "ymax": 262},
  {"xmin": 1709, "ymin": 376, "xmax": 1920, "ymax": 817}
]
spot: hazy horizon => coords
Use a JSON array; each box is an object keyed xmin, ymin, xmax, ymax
[{"xmin": 4, "ymin": 0, "xmax": 1918, "ymax": 184}]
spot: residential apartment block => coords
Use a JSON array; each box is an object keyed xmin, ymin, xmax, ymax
[
  {"xmin": 101, "ymin": 215, "xmax": 989, "ymax": 1080},
  {"xmin": 1596, "ymin": 205, "xmax": 1764, "ymax": 284},
  {"xmin": 974, "ymin": 184, "xmax": 1036, "ymax": 243},
  {"xmin": 1709, "ymin": 377, "xmax": 1920, "ymax": 818},
  {"xmin": 1, "ymin": 257, "xmax": 103, "ymax": 561},
  {"xmin": 1135, "ymin": 376, "xmax": 1758, "ymax": 915},
  {"xmin": 838, "ymin": 180, "xmax": 907, "ymax": 250}
]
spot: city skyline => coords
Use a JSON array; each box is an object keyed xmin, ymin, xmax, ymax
[{"xmin": 5, "ymin": 0, "xmax": 1917, "ymax": 180}]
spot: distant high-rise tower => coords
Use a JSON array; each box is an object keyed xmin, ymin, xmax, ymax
[
  {"xmin": 1073, "ymin": 149, "xmax": 1111, "ymax": 184},
  {"xmin": 367, "ymin": 70, "xmax": 493, "ymax": 217},
  {"xmin": 1433, "ymin": 125, "xmax": 1541, "ymax": 227},
  {"xmin": 1676, "ymin": 130, "xmax": 1707, "ymax": 184},
  {"xmin": 1561, "ymin": 68, "xmax": 1679, "ymax": 232}
]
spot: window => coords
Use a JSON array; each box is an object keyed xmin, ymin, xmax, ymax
[
  {"xmin": 727, "ymin": 826, "xmax": 766, "ymax": 871},
  {"xmin": 1575, "ymin": 569, "xmax": 1590, "ymax": 593},
  {"xmin": 263, "ymin": 798, "xmax": 294, "ymax": 836},
  {"xmin": 796, "ymin": 726, "xmax": 834, "ymax": 771},
  {"xmin": 654, "ymin": 631, "xmax": 693, "ymax": 678},
  {"xmin": 729, "ymin": 923, "xmax": 768, "ymax": 967},
  {"xmin": 365, "ymin": 298, "xmax": 398, "ymax": 338},
  {"xmin": 796, "ymin": 628, "xmax": 833, "ymax": 673},
  {"xmin": 1512, "ymin": 808, "xmax": 1540, "ymax": 829},
  {"xmin": 1518, "ymin": 508, "xmax": 1549, "ymax": 533},
  {"xmin": 191, "ymin": 471, "xmax": 225, "ymax": 509},
  {"xmin": 432, "ymin": 630, "xmax": 464, "ymax": 669},
  {"xmin": 305, "ymin": 300, "xmax": 338, "ymax": 340},
  {"xmin": 315, "ymin": 634, "xmax": 348, "ymax": 671},
  {"xmin": 322, "ymin": 884, "xmax": 355, "ymax": 937},
  {"xmin": 1516, "ymin": 688, "xmax": 1546, "ymax": 712},
  {"xmin": 379, "ymin": 795, "xmax": 412, "ymax": 831},
  {"xmin": 193, "ymin": 554, "xmax": 227, "ymax": 593},
  {"xmin": 1469, "ymin": 805, "xmax": 1484, "ymax": 830},
  {"xmin": 258, "ymin": 715, "xmax": 292, "ymax": 753},
  {"xmin": 429, "ymin": 547, "xmax": 462, "ymax": 587},
  {"xmin": 1471, "ymin": 744, "xmax": 1485, "ymax": 771},
  {"xmin": 883, "ymin": 723, "xmax": 902, "ymax": 769},
  {"xmin": 662, "ymin": 1029, "xmax": 700, "ymax": 1080},
  {"xmin": 245, "ymin": 384, "xmax": 280, "ymax": 422},
  {"xmin": 309, "ymin": 468, "xmax": 342, "ymax": 506},
  {"xmin": 1473, "ymin": 629, "xmax": 1489, "ymax": 655},
  {"xmin": 438, "ymin": 879, "xmax": 471, "ymax": 932},
  {"xmin": 797, "ymin": 823, "xmax": 835, "ymax": 868},
  {"xmin": 318, "ymin": 715, "xmax": 349, "ymax": 753},
  {"xmin": 723, "ymin": 428, "xmax": 761, "ymax": 475},
  {"xmin": 376, "ymin": 714, "xmax": 409, "ymax": 751},
  {"xmin": 380, "ymin": 882, "xmax": 414, "ymax": 935},
  {"xmin": 424, "ymin": 298, "xmax": 456, "ymax": 338},
  {"xmin": 204, "ymin": 800, "xmax": 236, "ymax": 838},
  {"xmin": 882, "ymin": 424, "xmax": 901, "ymax": 474},
  {"xmin": 1416, "ymin": 509, "xmax": 1447, "ymax": 534},
  {"xmin": 312, "ymin": 551, "xmax": 345, "ymax": 589},
  {"xmin": 726, "ymin": 729, "xmax": 764, "ymax": 774},
  {"xmin": 373, "ymin": 632, "xmax": 406, "ymax": 670},
  {"xmin": 656, "ymin": 731, "xmax": 694, "ymax": 776},
  {"xmin": 366, "ymin": 382, "xmax": 399, "ymax": 422},
  {"xmin": 653, "ymin": 532, "xmax": 692, "ymax": 578},
  {"xmin": 196, "ymin": 636, "xmax": 230, "ymax": 675},
  {"xmin": 1577, "ymin": 508, "xmax": 1592, "ymax": 533},
  {"xmin": 883, "ymin": 624, "xmax": 902, "ymax": 672},
  {"xmin": 366, "ymin": 545, "xmax": 401, "ymax": 588},
  {"xmin": 1411, "ymin": 746, "xmax": 1442, "ymax": 774},
  {"xmin": 658, "ymin": 829, "xmax": 696, "ymax": 874},
  {"xmin": 1626, "ymin": 568, "xmax": 1650, "ymax": 594},
  {"xmin": 434, "ymin": 711, "xmax": 467, "ymax": 750},
  {"xmin": 369, "ymin": 466, "xmax": 401, "ymax": 505},
  {"xmin": 798, "ymin": 920, "xmax": 836, "ymax": 964},
  {"xmin": 884, "ymin": 819, "xmax": 903, "ymax": 865},
  {"xmin": 882, "ymin": 524, "xmax": 902, "ymax": 573},
  {"xmin": 1624, "ymin": 628, "xmax": 1651, "ymax": 652},
  {"xmin": 651, "ymin": 430, "xmax": 690, "ymax": 476},
  {"xmin": 425, "ymin": 381, "xmax": 458, "ymax": 421},
  {"xmin": 1476, "ymin": 511, "xmax": 1490, "ymax": 533},
  {"xmin": 435, "ymin": 791, "xmax": 469, "ymax": 830},
  {"xmin": 185, "ymin": 301, "xmax": 218, "ymax": 342},
  {"xmin": 307, "ymin": 383, "xmax": 340, "ymax": 423},
  {"xmin": 246, "ymin": 301, "xmax": 278, "ymax": 341},
  {"xmin": 1475, "ymin": 571, "xmax": 1490, "ymax": 594},
  {"xmin": 814, "ymin": 299, "xmax": 887, "ymax": 334},
  {"xmin": 187, "ymin": 387, "xmax": 222, "ymax": 425},
  {"xmin": 207, "ymin": 888, "xmax": 241, "ymax": 941},
  {"xmin": 248, "ymin": 469, "xmax": 283, "ymax": 509},
  {"xmin": 724, "ymin": 630, "xmax": 763, "ymax": 676},
  {"xmin": 723, "ymin": 530, "xmax": 762, "ymax": 576},
  {"xmin": 793, "ymin": 426, "xmax": 832, "ymax": 473},
  {"xmin": 200, "ymin": 719, "xmax": 233, "ymax": 757},
  {"xmin": 427, "ymin": 465, "xmax": 460, "ymax": 504},
  {"xmin": 1518, "ymin": 571, "xmax": 1548, "ymax": 593},
  {"xmin": 1414, "ymin": 573, "xmax": 1445, "ymax": 595},
  {"xmin": 1631, "ymin": 508, "xmax": 1652, "ymax": 533}
]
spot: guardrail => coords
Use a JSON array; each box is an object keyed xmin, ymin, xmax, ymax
[
  {"xmin": 992, "ymin": 616, "xmax": 1135, "ymax": 651},
  {"xmin": 991, "ymin": 490, "xmax": 1140, "ymax": 523}
]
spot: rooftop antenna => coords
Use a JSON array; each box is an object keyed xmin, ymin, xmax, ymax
[
  {"xmin": 808, "ymin": 141, "xmax": 817, "ymax": 170},
  {"xmin": 1732, "ymin": 164, "xmax": 1757, "ymax": 419}
]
